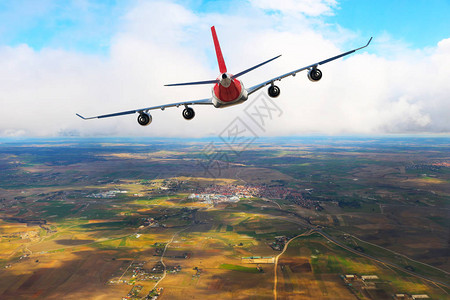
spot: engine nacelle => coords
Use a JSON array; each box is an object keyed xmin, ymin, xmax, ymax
[
  {"xmin": 182, "ymin": 107, "xmax": 195, "ymax": 120},
  {"xmin": 137, "ymin": 113, "xmax": 152, "ymax": 126},
  {"xmin": 268, "ymin": 85, "xmax": 281, "ymax": 98},
  {"xmin": 307, "ymin": 68, "xmax": 322, "ymax": 82}
]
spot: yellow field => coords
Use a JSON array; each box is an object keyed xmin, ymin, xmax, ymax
[{"xmin": 1, "ymin": 177, "xmax": 448, "ymax": 299}]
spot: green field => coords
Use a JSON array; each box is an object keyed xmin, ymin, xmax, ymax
[
  {"xmin": 0, "ymin": 138, "xmax": 448, "ymax": 299},
  {"xmin": 219, "ymin": 264, "xmax": 260, "ymax": 273}
]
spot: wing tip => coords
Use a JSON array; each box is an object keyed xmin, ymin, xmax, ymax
[
  {"xmin": 76, "ymin": 113, "xmax": 96, "ymax": 120},
  {"xmin": 76, "ymin": 113, "xmax": 86, "ymax": 120}
]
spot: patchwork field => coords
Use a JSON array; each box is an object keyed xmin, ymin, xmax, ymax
[{"xmin": 0, "ymin": 137, "xmax": 448, "ymax": 299}]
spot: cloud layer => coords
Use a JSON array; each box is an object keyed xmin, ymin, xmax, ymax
[{"xmin": 0, "ymin": 0, "xmax": 448, "ymax": 137}]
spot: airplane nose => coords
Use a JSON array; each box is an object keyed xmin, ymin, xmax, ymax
[{"xmin": 222, "ymin": 73, "xmax": 227, "ymax": 79}]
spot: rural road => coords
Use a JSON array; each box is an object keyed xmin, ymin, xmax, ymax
[
  {"xmin": 273, "ymin": 230, "xmax": 314, "ymax": 300},
  {"xmin": 221, "ymin": 206, "xmax": 449, "ymax": 291},
  {"xmin": 152, "ymin": 227, "xmax": 189, "ymax": 291},
  {"xmin": 272, "ymin": 228, "xmax": 449, "ymax": 300},
  {"xmin": 313, "ymin": 229, "xmax": 450, "ymax": 289}
]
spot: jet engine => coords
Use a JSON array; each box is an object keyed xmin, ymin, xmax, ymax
[
  {"xmin": 182, "ymin": 107, "xmax": 195, "ymax": 120},
  {"xmin": 137, "ymin": 112, "xmax": 152, "ymax": 126},
  {"xmin": 307, "ymin": 68, "xmax": 322, "ymax": 82},
  {"xmin": 268, "ymin": 85, "xmax": 281, "ymax": 98}
]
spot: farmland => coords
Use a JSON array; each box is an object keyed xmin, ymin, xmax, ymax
[{"xmin": 0, "ymin": 137, "xmax": 449, "ymax": 299}]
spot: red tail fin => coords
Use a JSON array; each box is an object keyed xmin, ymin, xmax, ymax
[{"xmin": 211, "ymin": 26, "xmax": 227, "ymax": 73}]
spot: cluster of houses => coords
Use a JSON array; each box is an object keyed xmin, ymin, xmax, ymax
[
  {"xmin": 188, "ymin": 193, "xmax": 240, "ymax": 204},
  {"xmin": 394, "ymin": 294, "xmax": 430, "ymax": 300},
  {"xmin": 87, "ymin": 189, "xmax": 127, "ymax": 199},
  {"xmin": 342, "ymin": 274, "xmax": 430, "ymax": 299},
  {"xmin": 270, "ymin": 236, "xmax": 289, "ymax": 251},
  {"xmin": 139, "ymin": 218, "xmax": 160, "ymax": 229}
]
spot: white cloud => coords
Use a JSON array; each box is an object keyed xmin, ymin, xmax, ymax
[
  {"xmin": 0, "ymin": 0, "xmax": 448, "ymax": 137},
  {"xmin": 248, "ymin": 0, "xmax": 338, "ymax": 16}
]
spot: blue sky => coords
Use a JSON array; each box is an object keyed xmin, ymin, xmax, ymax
[
  {"xmin": 0, "ymin": 0, "xmax": 448, "ymax": 53},
  {"xmin": 0, "ymin": 0, "xmax": 129, "ymax": 54},
  {"xmin": 329, "ymin": 0, "xmax": 450, "ymax": 49}
]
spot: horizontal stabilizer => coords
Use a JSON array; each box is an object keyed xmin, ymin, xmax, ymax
[
  {"xmin": 165, "ymin": 79, "xmax": 219, "ymax": 87},
  {"xmin": 232, "ymin": 55, "xmax": 282, "ymax": 79}
]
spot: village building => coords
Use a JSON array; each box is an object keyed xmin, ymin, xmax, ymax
[
  {"xmin": 361, "ymin": 275, "xmax": 379, "ymax": 281},
  {"xmin": 242, "ymin": 256, "xmax": 275, "ymax": 264}
]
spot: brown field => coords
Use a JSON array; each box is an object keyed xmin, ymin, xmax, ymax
[
  {"xmin": 0, "ymin": 249, "xmax": 129, "ymax": 300},
  {"xmin": 1, "ymin": 139, "xmax": 449, "ymax": 299}
]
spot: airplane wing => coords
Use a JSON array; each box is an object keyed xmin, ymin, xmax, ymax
[
  {"xmin": 76, "ymin": 98, "xmax": 213, "ymax": 120},
  {"xmin": 247, "ymin": 37, "xmax": 372, "ymax": 95}
]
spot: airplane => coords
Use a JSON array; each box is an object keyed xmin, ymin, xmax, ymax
[{"xmin": 77, "ymin": 26, "xmax": 372, "ymax": 126}]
